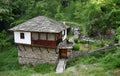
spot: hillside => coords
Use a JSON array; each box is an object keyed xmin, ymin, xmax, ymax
[
  {"xmin": 32, "ymin": 64, "xmax": 120, "ymax": 76},
  {"xmin": 0, "ymin": 0, "xmax": 120, "ymax": 75},
  {"xmin": 0, "ymin": 45, "xmax": 120, "ymax": 76}
]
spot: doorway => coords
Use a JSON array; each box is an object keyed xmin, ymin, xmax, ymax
[{"xmin": 59, "ymin": 49, "xmax": 67, "ymax": 58}]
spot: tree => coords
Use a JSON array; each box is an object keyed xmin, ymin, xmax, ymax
[
  {"xmin": 115, "ymin": 27, "xmax": 120, "ymax": 41},
  {"xmin": 0, "ymin": 30, "xmax": 11, "ymax": 51},
  {"xmin": 0, "ymin": 0, "xmax": 14, "ymax": 32}
]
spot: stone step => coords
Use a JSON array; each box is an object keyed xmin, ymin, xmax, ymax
[{"xmin": 56, "ymin": 59, "xmax": 67, "ymax": 73}]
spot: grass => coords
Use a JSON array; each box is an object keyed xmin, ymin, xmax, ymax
[
  {"xmin": 67, "ymin": 46, "xmax": 120, "ymax": 69},
  {"xmin": 0, "ymin": 45, "xmax": 119, "ymax": 76},
  {"xmin": 0, "ymin": 46, "xmax": 56, "ymax": 76},
  {"xmin": 77, "ymin": 42, "xmax": 102, "ymax": 51},
  {"xmin": 0, "ymin": 46, "xmax": 19, "ymax": 71},
  {"xmin": 30, "ymin": 64, "xmax": 112, "ymax": 76},
  {"xmin": 78, "ymin": 37, "xmax": 116, "ymax": 51}
]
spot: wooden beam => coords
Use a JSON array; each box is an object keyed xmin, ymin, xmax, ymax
[
  {"xmin": 39, "ymin": 47, "xmax": 42, "ymax": 53},
  {"xmin": 31, "ymin": 46, "xmax": 34, "ymax": 52},
  {"xmin": 55, "ymin": 33, "xmax": 57, "ymax": 41},
  {"xmin": 46, "ymin": 33, "xmax": 48, "ymax": 40},
  {"xmin": 23, "ymin": 45, "xmax": 26, "ymax": 51},
  {"xmin": 39, "ymin": 32, "xmax": 40, "ymax": 40}
]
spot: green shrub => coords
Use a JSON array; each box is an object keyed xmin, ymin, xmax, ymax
[
  {"xmin": 74, "ymin": 38, "xmax": 79, "ymax": 43},
  {"xmin": 90, "ymin": 42, "xmax": 101, "ymax": 47},
  {"xmin": 0, "ymin": 30, "xmax": 11, "ymax": 51},
  {"xmin": 100, "ymin": 42, "xmax": 105, "ymax": 47},
  {"xmin": 73, "ymin": 44, "xmax": 80, "ymax": 51},
  {"xmin": 79, "ymin": 40, "xmax": 86, "ymax": 44},
  {"xmin": 115, "ymin": 26, "xmax": 120, "ymax": 40}
]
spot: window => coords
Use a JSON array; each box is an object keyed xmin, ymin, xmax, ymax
[
  {"xmin": 20, "ymin": 33, "xmax": 24, "ymax": 39},
  {"xmin": 40, "ymin": 33, "xmax": 46, "ymax": 40},
  {"xmin": 48, "ymin": 34, "xmax": 55, "ymax": 40},
  {"xmin": 32, "ymin": 33, "xmax": 38, "ymax": 40}
]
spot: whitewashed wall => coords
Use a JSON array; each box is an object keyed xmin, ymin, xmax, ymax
[
  {"xmin": 14, "ymin": 31, "xmax": 31, "ymax": 44},
  {"xmin": 62, "ymin": 29, "xmax": 67, "ymax": 41}
]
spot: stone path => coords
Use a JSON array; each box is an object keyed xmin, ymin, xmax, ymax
[
  {"xmin": 56, "ymin": 59, "xmax": 67, "ymax": 73},
  {"xmin": 81, "ymin": 37, "xmax": 101, "ymax": 42}
]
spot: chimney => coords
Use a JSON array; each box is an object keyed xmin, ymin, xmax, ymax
[{"xmin": 63, "ymin": 21, "xmax": 66, "ymax": 25}]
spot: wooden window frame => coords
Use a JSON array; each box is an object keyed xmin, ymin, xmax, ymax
[
  {"xmin": 32, "ymin": 32, "xmax": 39, "ymax": 40},
  {"xmin": 48, "ymin": 33, "xmax": 55, "ymax": 41},
  {"xmin": 20, "ymin": 33, "xmax": 24, "ymax": 39},
  {"xmin": 40, "ymin": 33, "xmax": 47, "ymax": 40},
  {"xmin": 62, "ymin": 30, "xmax": 65, "ymax": 37}
]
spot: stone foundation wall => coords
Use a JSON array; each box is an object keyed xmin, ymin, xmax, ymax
[
  {"xmin": 72, "ymin": 51, "xmax": 82, "ymax": 58},
  {"xmin": 67, "ymin": 49, "xmax": 73, "ymax": 60},
  {"xmin": 18, "ymin": 44, "xmax": 58, "ymax": 65}
]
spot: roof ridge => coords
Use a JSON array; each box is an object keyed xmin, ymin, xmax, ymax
[{"xmin": 9, "ymin": 16, "xmax": 69, "ymax": 33}]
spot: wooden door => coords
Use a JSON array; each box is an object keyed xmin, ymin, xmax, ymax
[{"xmin": 59, "ymin": 49, "xmax": 67, "ymax": 58}]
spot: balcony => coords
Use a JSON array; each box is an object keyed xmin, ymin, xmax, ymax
[{"xmin": 31, "ymin": 39, "xmax": 62, "ymax": 48}]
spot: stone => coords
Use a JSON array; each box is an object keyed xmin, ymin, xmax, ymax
[
  {"xmin": 18, "ymin": 45, "xmax": 25, "ymax": 51},
  {"xmin": 17, "ymin": 45, "xmax": 60, "ymax": 64},
  {"xmin": 18, "ymin": 50, "xmax": 22, "ymax": 57}
]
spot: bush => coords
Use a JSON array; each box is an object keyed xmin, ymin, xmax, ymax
[
  {"xmin": 79, "ymin": 40, "xmax": 86, "ymax": 44},
  {"xmin": 73, "ymin": 44, "xmax": 80, "ymax": 51},
  {"xmin": 90, "ymin": 42, "xmax": 101, "ymax": 47},
  {"xmin": 0, "ymin": 30, "xmax": 11, "ymax": 51},
  {"xmin": 74, "ymin": 38, "xmax": 79, "ymax": 43},
  {"xmin": 115, "ymin": 26, "xmax": 120, "ymax": 40}
]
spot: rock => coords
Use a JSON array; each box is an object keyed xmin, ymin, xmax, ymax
[{"xmin": 17, "ymin": 45, "xmax": 59, "ymax": 65}]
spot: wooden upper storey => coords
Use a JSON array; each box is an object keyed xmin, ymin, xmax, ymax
[
  {"xmin": 14, "ymin": 31, "xmax": 66, "ymax": 48},
  {"xmin": 9, "ymin": 16, "xmax": 69, "ymax": 48},
  {"xmin": 31, "ymin": 32, "xmax": 62, "ymax": 48}
]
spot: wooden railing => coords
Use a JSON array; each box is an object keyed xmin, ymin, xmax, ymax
[{"xmin": 32, "ymin": 39, "xmax": 62, "ymax": 48}]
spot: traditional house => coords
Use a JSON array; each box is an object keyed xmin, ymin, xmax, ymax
[{"xmin": 9, "ymin": 16, "xmax": 72, "ymax": 65}]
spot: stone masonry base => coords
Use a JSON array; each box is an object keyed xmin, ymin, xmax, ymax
[{"xmin": 18, "ymin": 44, "xmax": 58, "ymax": 65}]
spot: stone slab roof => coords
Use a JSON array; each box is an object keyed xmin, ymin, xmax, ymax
[
  {"xmin": 58, "ymin": 40, "xmax": 73, "ymax": 49},
  {"xmin": 9, "ymin": 16, "xmax": 69, "ymax": 33}
]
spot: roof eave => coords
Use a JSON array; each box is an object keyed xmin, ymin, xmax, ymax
[{"xmin": 8, "ymin": 29, "xmax": 62, "ymax": 33}]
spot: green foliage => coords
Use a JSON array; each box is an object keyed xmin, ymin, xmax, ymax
[
  {"xmin": 79, "ymin": 40, "xmax": 87, "ymax": 44},
  {"xmin": 0, "ymin": 30, "xmax": 11, "ymax": 50},
  {"xmin": 0, "ymin": 46, "xmax": 56, "ymax": 75},
  {"xmin": 0, "ymin": 0, "xmax": 120, "ymax": 75},
  {"xmin": 73, "ymin": 44, "xmax": 80, "ymax": 51},
  {"xmin": 74, "ymin": 38, "xmax": 79, "ymax": 43},
  {"xmin": 102, "ymin": 50, "xmax": 119, "ymax": 69},
  {"xmin": 73, "ymin": 0, "xmax": 120, "ymax": 36},
  {"xmin": 68, "ymin": 46, "xmax": 120, "ymax": 70},
  {"xmin": 115, "ymin": 26, "xmax": 120, "ymax": 40},
  {"xmin": 0, "ymin": 0, "xmax": 14, "ymax": 31},
  {"xmin": 0, "ymin": 46, "xmax": 19, "ymax": 71},
  {"xmin": 34, "ymin": 63, "xmax": 55, "ymax": 74},
  {"xmin": 0, "ymin": 0, "xmax": 119, "ymax": 37},
  {"xmin": 10, "ymin": 19, "xmax": 27, "ymax": 27},
  {"xmin": 89, "ymin": 42, "xmax": 101, "ymax": 47}
]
